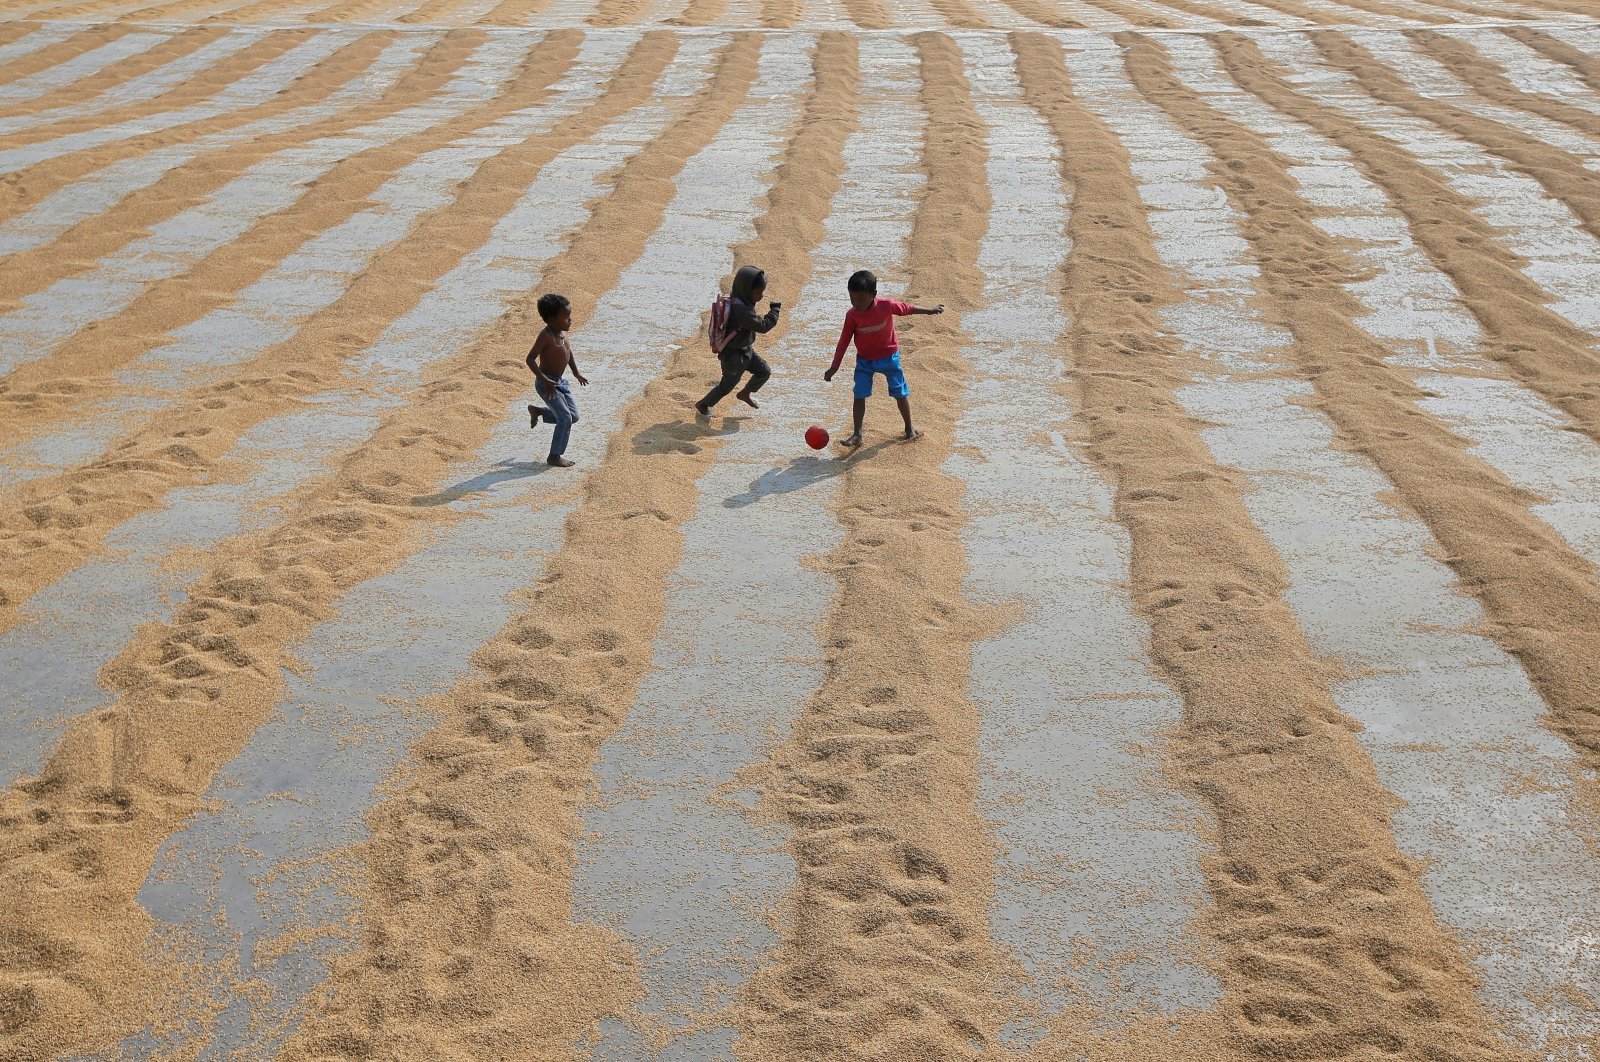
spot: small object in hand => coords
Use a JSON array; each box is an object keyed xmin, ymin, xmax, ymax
[{"xmin": 805, "ymin": 425, "xmax": 829, "ymax": 450}]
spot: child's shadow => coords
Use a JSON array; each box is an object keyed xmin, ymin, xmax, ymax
[
  {"xmin": 632, "ymin": 415, "xmax": 743, "ymax": 456},
  {"xmin": 725, "ymin": 438, "xmax": 898, "ymax": 508},
  {"xmin": 411, "ymin": 460, "xmax": 547, "ymax": 506}
]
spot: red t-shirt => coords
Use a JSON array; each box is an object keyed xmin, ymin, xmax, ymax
[{"xmin": 831, "ymin": 297, "xmax": 915, "ymax": 371}]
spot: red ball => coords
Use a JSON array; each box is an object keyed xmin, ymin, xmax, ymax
[{"xmin": 805, "ymin": 425, "xmax": 829, "ymax": 450}]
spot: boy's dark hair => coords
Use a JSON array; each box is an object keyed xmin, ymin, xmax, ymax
[
  {"xmin": 537, "ymin": 292, "xmax": 570, "ymax": 324},
  {"xmin": 847, "ymin": 270, "xmax": 877, "ymax": 295}
]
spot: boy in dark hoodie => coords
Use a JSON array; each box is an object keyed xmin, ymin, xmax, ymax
[{"xmin": 696, "ymin": 265, "xmax": 781, "ymax": 416}]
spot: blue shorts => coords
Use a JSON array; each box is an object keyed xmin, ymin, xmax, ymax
[{"xmin": 853, "ymin": 352, "xmax": 909, "ymax": 400}]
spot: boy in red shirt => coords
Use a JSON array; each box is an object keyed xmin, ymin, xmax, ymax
[{"xmin": 823, "ymin": 270, "xmax": 944, "ymax": 447}]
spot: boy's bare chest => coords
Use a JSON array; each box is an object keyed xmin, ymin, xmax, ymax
[{"xmin": 540, "ymin": 333, "xmax": 572, "ymax": 371}]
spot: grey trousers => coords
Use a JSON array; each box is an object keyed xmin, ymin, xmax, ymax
[{"xmin": 699, "ymin": 350, "xmax": 771, "ymax": 409}]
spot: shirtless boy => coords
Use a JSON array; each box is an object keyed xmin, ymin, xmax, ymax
[{"xmin": 526, "ymin": 293, "xmax": 588, "ymax": 468}]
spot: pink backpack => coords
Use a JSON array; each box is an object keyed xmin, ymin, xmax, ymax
[{"xmin": 708, "ymin": 292, "xmax": 734, "ymax": 354}]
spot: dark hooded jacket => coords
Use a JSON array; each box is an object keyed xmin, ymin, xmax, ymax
[{"xmin": 722, "ymin": 265, "xmax": 780, "ymax": 360}]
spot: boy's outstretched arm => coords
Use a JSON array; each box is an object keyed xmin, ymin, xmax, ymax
[
  {"xmin": 888, "ymin": 299, "xmax": 943, "ymax": 317},
  {"xmin": 568, "ymin": 349, "xmax": 588, "ymax": 386},
  {"xmin": 755, "ymin": 302, "xmax": 781, "ymax": 333},
  {"xmin": 824, "ymin": 318, "xmax": 854, "ymax": 381},
  {"xmin": 731, "ymin": 299, "xmax": 782, "ymax": 335}
]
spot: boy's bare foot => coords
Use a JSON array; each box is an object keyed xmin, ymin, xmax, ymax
[
  {"xmin": 903, "ymin": 428, "xmax": 921, "ymax": 441},
  {"xmin": 528, "ymin": 404, "xmax": 547, "ymax": 428},
  {"xmin": 694, "ymin": 400, "xmax": 711, "ymax": 416},
  {"xmin": 548, "ymin": 455, "xmax": 575, "ymax": 468},
  {"xmin": 840, "ymin": 432, "xmax": 862, "ymax": 448},
  {"xmin": 736, "ymin": 389, "xmax": 759, "ymax": 409}
]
